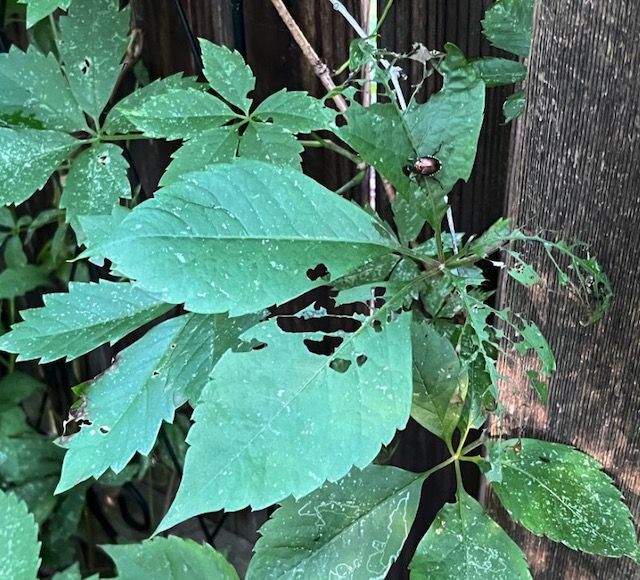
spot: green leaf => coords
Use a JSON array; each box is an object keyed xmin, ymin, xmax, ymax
[
  {"xmin": 104, "ymin": 536, "xmax": 239, "ymax": 580},
  {"xmin": 58, "ymin": 0, "xmax": 130, "ymax": 120},
  {"xmin": 411, "ymin": 317, "xmax": 468, "ymax": 442},
  {"xmin": 88, "ymin": 160, "xmax": 399, "ymax": 316},
  {"xmin": 0, "ymin": 265, "xmax": 51, "ymax": 299},
  {"xmin": 17, "ymin": 0, "xmax": 71, "ymax": 28},
  {"xmin": 157, "ymin": 313, "xmax": 412, "ymax": 530},
  {"xmin": 0, "ymin": 491, "xmax": 41, "ymax": 578},
  {"xmin": 200, "ymin": 38, "xmax": 254, "ymax": 113},
  {"xmin": 0, "ymin": 127, "xmax": 78, "ymax": 206},
  {"xmin": 247, "ymin": 464, "xmax": 423, "ymax": 580},
  {"xmin": 253, "ymin": 89, "xmax": 334, "ymax": 133},
  {"xmin": 119, "ymin": 88, "xmax": 237, "ymax": 140},
  {"xmin": 0, "ymin": 281, "xmax": 173, "ymax": 363},
  {"xmin": 160, "ymin": 127, "xmax": 238, "ymax": 186},
  {"xmin": 4, "ymin": 235, "xmax": 27, "ymax": 268},
  {"xmin": 482, "ymin": 0, "xmax": 533, "ymax": 58},
  {"xmin": 409, "ymin": 489, "xmax": 532, "ymax": 579},
  {"xmin": 77, "ymin": 206, "xmax": 129, "ymax": 250},
  {"xmin": 0, "ymin": 371, "xmax": 44, "ymax": 411},
  {"xmin": 103, "ymin": 74, "xmax": 203, "ymax": 135},
  {"xmin": 471, "ymin": 57, "xmax": 527, "ymax": 87},
  {"xmin": 239, "ymin": 122, "xmax": 302, "ymax": 168},
  {"xmin": 61, "ymin": 143, "xmax": 130, "ymax": 227},
  {"xmin": 56, "ymin": 312, "xmax": 256, "ymax": 492},
  {"xmin": 0, "ymin": 45, "xmax": 86, "ymax": 131},
  {"xmin": 513, "ymin": 320, "xmax": 555, "ymax": 376},
  {"xmin": 488, "ymin": 439, "xmax": 640, "ymax": 559},
  {"xmin": 401, "ymin": 46, "xmax": 485, "ymax": 232},
  {"xmin": 503, "ymin": 90, "xmax": 525, "ymax": 123}
]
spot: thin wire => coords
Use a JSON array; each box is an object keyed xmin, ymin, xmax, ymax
[{"xmin": 172, "ymin": 0, "xmax": 204, "ymax": 75}]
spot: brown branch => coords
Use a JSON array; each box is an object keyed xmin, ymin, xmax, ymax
[{"xmin": 270, "ymin": 0, "xmax": 348, "ymax": 113}]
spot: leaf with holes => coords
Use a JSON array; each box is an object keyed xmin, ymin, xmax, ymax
[
  {"xmin": 239, "ymin": 123, "xmax": 302, "ymax": 169},
  {"xmin": 58, "ymin": 0, "xmax": 130, "ymax": 120},
  {"xmin": 84, "ymin": 159, "xmax": 400, "ymax": 316},
  {"xmin": 0, "ymin": 491, "xmax": 41, "ymax": 578},
  {"xmin": 61, "ymin": 143, "xmax": 131, "ymax": 228},
  {"xmin": 488, "ymin": 439, "xmax": 640, "ymax": 559},
  {"xmin": 0, "ymin": 127, "xmax": 78, "ymax": 206},
  {"xmin": 157, "ymin": 312, "xmax": 412, "ymax": 530},
  {"xmin": 200, "ymin": 38, "xmax": 254, "ymax": 113},
  {"xmin": 160, "ymin": 127, "xmax": 238, "ymax": 186},
  {"xmin": 119, "ymin": 88, "xmax": 237, "ymax": 140},
  {"xmin": 56, "ymin": 313, "xmax": 258, "ymax": 493},
  {"xmin": 0, "ymin": 281, "xmax": 173, "ymax": 363},
  {"xmin": 253, "ymin": 88, "xmax": 334, "ymax": 133},
  {"xmin": 411, "ymin": 317, "xmax": 468, "ymax": 442},
  {"xmin": 0, "ymin": 45, "xmax": 86, "ymax": 131},
  {"xmin": 104, "ymin": 536, "xmax": 239, "ymax": 580},
  {"xmin": 247, "ymin": 464, "xmax": 423, "ymax": 580},
  {"xmin": 409, "ymin": 489, "xmax": 532, "ymax": 579},
  {"xmin": 103, "ymin": 74, "xmax": 204, "ymax": 135}
]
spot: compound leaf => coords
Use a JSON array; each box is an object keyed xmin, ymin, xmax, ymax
[
  {"xmin": 0, "ymin": 45, "xmax": 86, "ymax": 131},
  {"xmin": 200, "ymin": 38, "xmax": 254, "ymax": 113},
  {"xmin": 157, "ymin": 313, "xmax": 412, "ymax": 530},
  {"xmin": 56, "ymin": 313, "xmax": 256, "ymax": 492},
  {"xmin": 58, "ymin": 0, "xmax": 130, "ymax": 120},
  {"xmin": 488, "ymin": 439, "xmax": 640, "ymax": 559},
  {"xmin": 409, "ymin": 490, "xmax": 532, "ymax": 579},
  {"xmin": 61, "ymin": 143, "xmax": 131, "ymax": 227},
  {"xmin": 0, "ymin": 127, "xmax": 78, "ymax": 206},
  {"xmin": 247, "ymin": 464, "xmax": 423, "ymax": 580},
  {"xmin": 0, "ymin": 281, "xmax": 173, "ymax": 363},
  {"xmin": 253, "ymin": 89, "xmax": 334, "ymax": 133},
  {"xmin": 87, "ymin": 160, "xmax": 399, "ymax": 316},
  {"xmin": 104, "ymin": 536, "xmax": 239, "ymax": 580},
  {"xmin": 0, "ymin": 491, "xmax": 41, "ymax": 579},
  {"xmin": 0, "ymin": 265, "xmax": 51, "ymax": 299}
]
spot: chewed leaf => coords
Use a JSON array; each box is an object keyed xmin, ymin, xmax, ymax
[
  {"xmin": 56, "ymin": 313, "xmax": 256, "ymax": 493},
  {"xmin": 86, "ymin": 159, "xmax": 399, "ymax": 316},
  {"xmin": 248, "ymin": 464, "xmax": 423, "ymax": 580},
  {"xmin": 253, "ymin": 89, "xmax": 334, "ymax": 133},
  {"xmin": 61, "ymin": 143, "xmax": 131, "ymax": 228},
  {"xmin": 157, "ymin": 313, "xmax": 412, "ymax": 530},
  {"xmin": 488, "ymin": 439, "xmax": 640, "ymax": 559},
  {"xmin": 58, "ymin": 0, "xmax": 130, "ymax": 120}
]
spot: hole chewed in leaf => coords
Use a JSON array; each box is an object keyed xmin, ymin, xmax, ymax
[
  {"xmin": 233, "ymin": 338, "xmax": 268, "ymax": 353},
  {"xmin": 303, "ymin": 335, "xmax": 343, "ymax": 356},
  {"xmin": 329, "ymin": 358, "xmax": 352, "ymax": 373},
  {"xmin": 356, "ymin": 354, "xmax": 368, "ymax": 367},
  {"xmin": 80, "ymin": 58, "xmax": 91, "ymax": 74},
  {"xmin": 306, "ymin": 263, "xmax": 330, "ymax": 281}
]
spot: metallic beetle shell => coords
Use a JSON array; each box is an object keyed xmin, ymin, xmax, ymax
[{"xmin": 413, "ymin": 156, "xmax": 441, "ymax": 176}]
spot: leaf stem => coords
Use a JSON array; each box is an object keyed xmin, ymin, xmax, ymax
[{"xmin": 304, "ymin": 132, "xmax": 362, "ymax": 164}]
